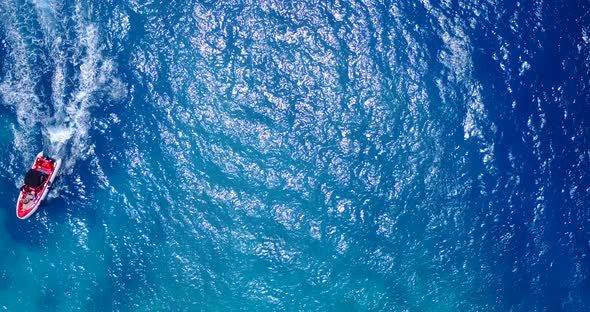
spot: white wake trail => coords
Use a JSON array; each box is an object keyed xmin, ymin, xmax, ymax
[{"xmin": 1, "ymin": 0, "xmax": 125, "ymax": 175}]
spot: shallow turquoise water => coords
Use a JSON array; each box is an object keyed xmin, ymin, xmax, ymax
[{"xmin": 0, "ymin": 0, "xmax": 589, "ymax": 310}]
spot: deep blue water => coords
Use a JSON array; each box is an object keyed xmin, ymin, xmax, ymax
[{"xmin": 0, "ymin": 0, "xmax": 589, "ymax": 310}]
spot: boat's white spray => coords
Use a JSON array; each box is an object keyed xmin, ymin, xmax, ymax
[
  {"xmin": 0, "ymin": 0, "xmax": 125, "ymax": 188},
  {"xmin": 0, "ymin": 0, "xmax": 126, "ymax": 207}
]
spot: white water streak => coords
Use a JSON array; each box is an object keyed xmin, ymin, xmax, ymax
[{"xmin": 1, "ymin": 0, "xmax": 124, "ymax": 175}]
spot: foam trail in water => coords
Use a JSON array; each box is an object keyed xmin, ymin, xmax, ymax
[
  {"xmin": 1, "ymin": 0, "xmax": 124, "ymax": 179},
  {"xmin": 57, "ymin": 23, "xmax": 103, "ymax": 171},
  {"xmin": 45, "ymin": 125, "xmax": 73, "ymax": 155},
  {"xmin": 32, "ymin": 0, "xmax": 58, "ymax": 41},
  {"xmin": 0, "ymin": 3, "xmax": 46, "ymax": 160}
]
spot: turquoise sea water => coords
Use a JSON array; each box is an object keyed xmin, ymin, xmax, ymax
[{"xmin": 0, "ymin": 0, "xmax": 589, "ymax": 310}]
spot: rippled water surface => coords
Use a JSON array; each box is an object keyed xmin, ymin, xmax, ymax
[{"xmin": 0, "ymin": 0, "xmax": 589, "ymax": 310}]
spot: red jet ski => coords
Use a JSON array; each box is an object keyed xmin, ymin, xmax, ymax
[{"xmin": 16, "ymin": 152, "xmax": 62, "ymax": 219}]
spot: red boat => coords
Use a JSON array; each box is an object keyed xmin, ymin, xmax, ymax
[{"xmin": 16, "ymin": 152, "xmax": 62, "ymax": 219}]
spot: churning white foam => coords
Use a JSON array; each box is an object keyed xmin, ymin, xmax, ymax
[
  {"xmin": 55, "ymin": 23, "xmax": 123, "ymax": 171},
  {"xmin": 45, "ymin": 125, "xmax": 73, "ymax": 151},
  {"xmin": 0, "ymin": 3, "xmax": 45, "ymax": 159},
  {"xmin": 0, "ymin": 0, "xmax": 125, "ymax": 173}
]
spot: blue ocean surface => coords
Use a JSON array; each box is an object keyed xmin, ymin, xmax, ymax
[{"xmin": 0, "ymin": 0, "xmax": 589, "ymax": 310}]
